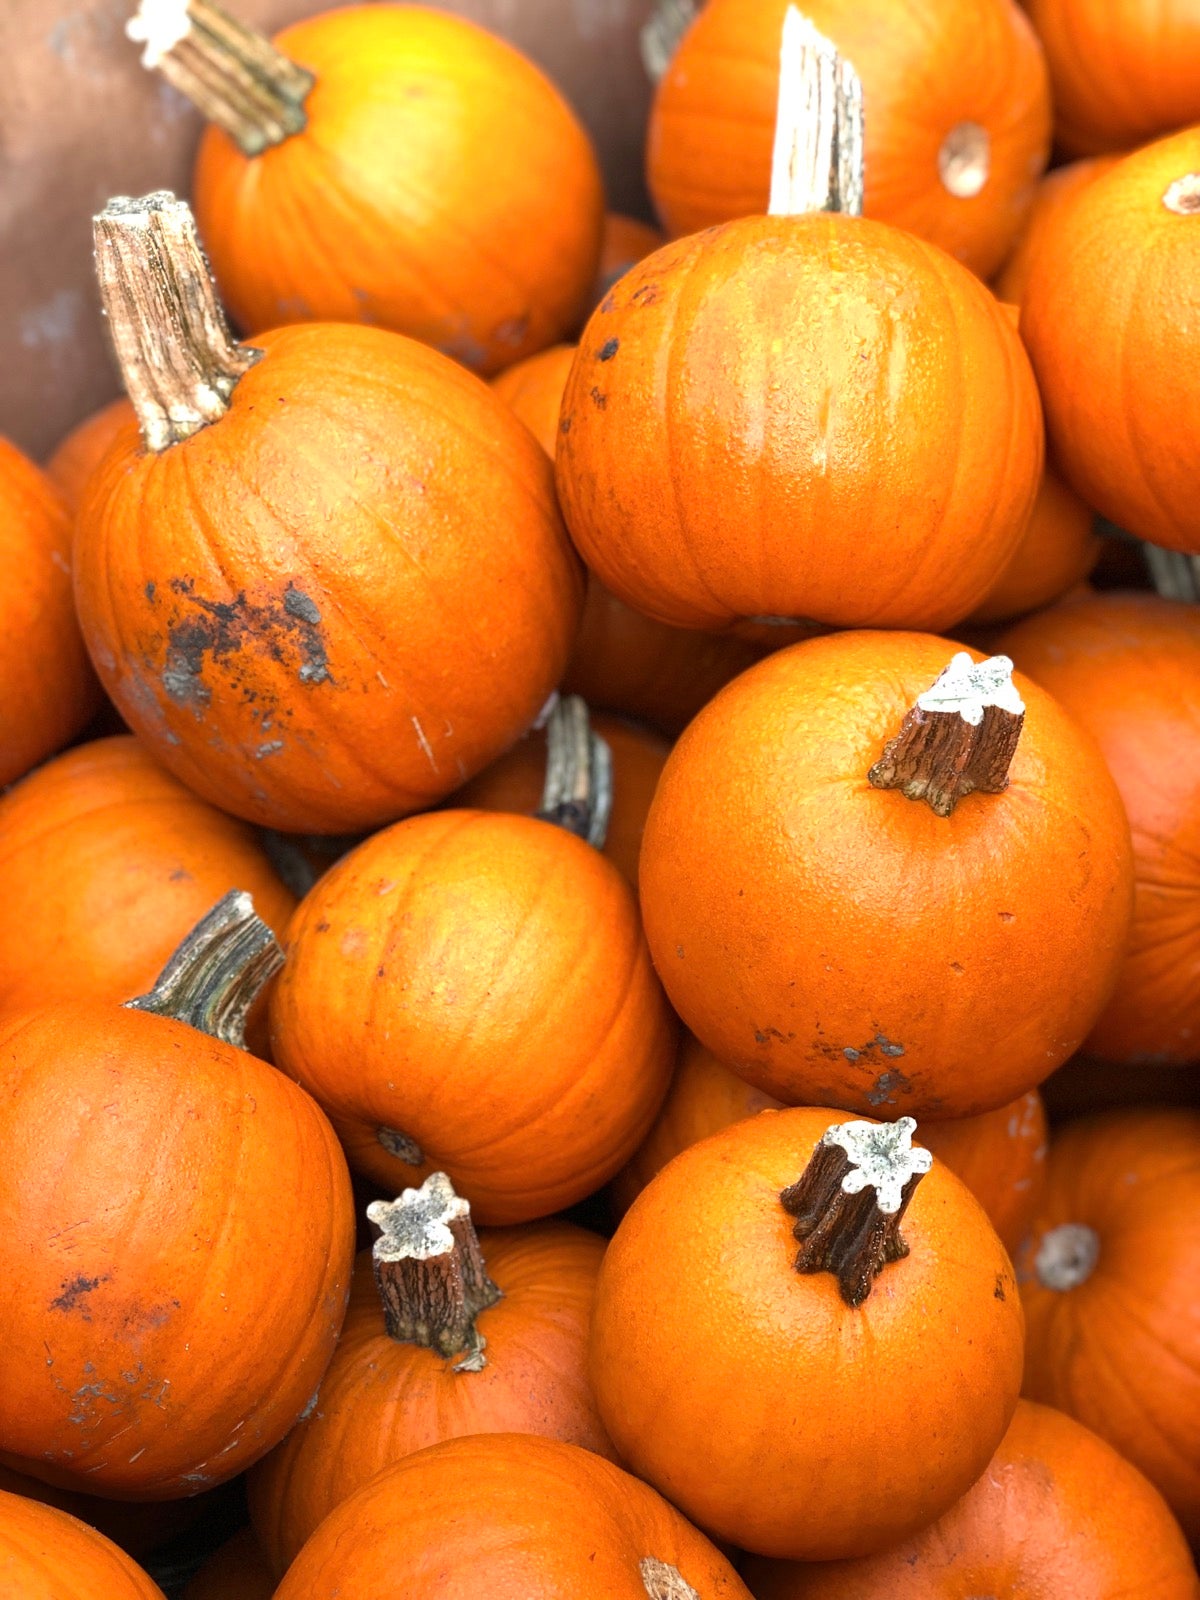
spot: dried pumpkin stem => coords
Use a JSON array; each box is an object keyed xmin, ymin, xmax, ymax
[
  {"xmin": 94, "ymin": 190, "xmax": 262, "ymax": 452},
  {"xmin": 127, "ymin": 0, "xmax": 314, "ymax": 156},
  {"xmin": 640, "ymin": 1557, "xmax": 701, "ymax": 1600},
  {"xmin": 781, "ymin": 1116, "xmax": 932, "ymax": 1307},
  {"xmin": 1142, "ymin": 543, "xmax": 1200, "ymax": 603},
  {"xmin": 1034, "ymin": 1222, "xmax": 1099, "ymax": 1291},
  {"xmin": 125, "ymin": 888, "xmax": 283, "ymax": 1050},
  {"xmin": 536, "ymin": 694, "xmax": 613, "ymax": 848},
  {"xmin": 366, "ymin": 1172, "xmax": 502, "ymax": 1371},
  {"xmin": 768, "ymin": 6, "xmax": 864, "ymax": 218},
  {"xmin": 639, "ymin": 0, "xmax": 697, "ymax": 81},
  {"xmin": 868, "ymin": 652, "xmax": 1025, "ymax": 818},
  {"xmin": 1163, "ymin": 173, "xmax": 1200, "ymax": 215}
]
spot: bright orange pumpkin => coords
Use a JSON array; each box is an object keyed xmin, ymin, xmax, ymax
[
  {"xmin": 557, "ymin": 219, "xmax": 1043, "ymax": 632},
  {"xmin": 0, "ymin": 1490, "xmax": 166, "ymax": 1599},
  {"xmin": 44, "ymin": 397, "xmax": 134, "ymax": 515},
  {"xmin": 1, "ymin": 436, "xmax": 99, "ymax": 788},
  {"xmin": 270, "ymin": 810, "xmax": 677, "ymax": 1223},
  {"xmin": 743, "ymin": 1399, "xmax": 1200, "ymax": 1598},
  {"xmin": 1020, "ymin": 129, "xmax": 1200, "ymax": 554},
  {"xmin": 639, "ymin": 632, "xmax": 1134, "ymax": 1119},
  {"xmin": 592, "ymin": 1107, "xmax": 1024, "ymax": 1559},
  {"xmin": 1001, "ymin": 590, "xmax": 1200, "ymax": 1065},
  {"xmin": 993, "ymin": 155, "xmax": 1119, "ymax": 306},
  {"xmin": 647, "ymin": 0, "xmax": 1050, "ymax": 278},
  {"xmin": 1018, "ymin": 1109, "xmax": 1200, "ymax": 1543},
  {"xmin": 181, "ymin": 1528, "xmax": 273, "ymax": 1600},
  {"xmin": 966, "ymin": 455, "xmax": 1100, "ymax": 625},
  {"xmin": 249, "ymin": 1177, "xmax": 613, "ymax": 1573},
  {"xmin": 272, "ymin": 1432, "xmax": 750, "ymax": 1599},
  {"xmin": 490, "ymin": 342, "xmax": 576, "ymax": 456}
]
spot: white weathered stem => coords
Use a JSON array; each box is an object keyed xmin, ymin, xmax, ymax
[
  {"xmin": 1163, "ymin": 173, "xmax": 1200, "ymax": 215},
  {"xmin": 641, "ymin": 1558, "xmax": 702, "ymax": 1600},
  {"xmin": 537, "ymin": 695, "xmax": 613, "ymax": 850},
  {"xmin": 1143, "ymin": 543, "xmax": 1200, "ymax": 603},
  {"xmin": 768, "ymin": 7, "xmax": 863, "ymax": 217},
  {"xmin": 640, "ymin": 0, "xmax": 697, "ymax": 82}
]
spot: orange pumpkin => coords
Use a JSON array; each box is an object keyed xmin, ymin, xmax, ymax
[
  {"xmin": 272, "ymin": 1432, "xmax": 750, "ymax": 1599},
  {"xmin": 180, "ymin": 1528, "xmax": 277, "ymax": 1600},
  {"xmin": 0, "ymin": 1460, "xmax": 203, "ymax": 1561},
  {"xmin": 270, "ymin": 810, "xmax": 676, "ymax": 1223},
  {"xmin": 1024, "ymin": 0, "xmax": 1200, "ymax": 157},
  {"xmin": 993, "ymin": 155, "xmax": 1119, "ymax": 306},
  {"xmin": 1, "ymin": 436, "xmax": 99, "ymax": 789},
  {"xmin": 490, "ymin": 343, "xmax": 576, "ymax": 455},
  {"xmin": 75, "ymin": 194, "xmax": 582, "ymax": 833},
  {"xmin": 594, "ymin": 212, "xmax": 665, "ymax": 301},
  {"xmin": 1001, "ymin": 590, "xmax": 1200, "ymax": 1064},
  {"xmin": 1020, "ymin": 129, "xmax": 1200, "ymax": 554},
  {"xmin": 647, "ymin": 0, "xmax": 1050, "ymax": 278},
  {"xmin": 249, "ymin": 1175, "xmax": 613, "ymax": 1573},
  {"xmin": 592, "ymin": 1107, "xmax": 1024, "ymax": 1559},
  {"xmin": 743, "ymin": 1399, "xmax": 1200, "ymax": 1598},
  {"xmin": 0, "ymin": 897, "xmax": 355, "ymax": 1498},
  {"xmin": 132, "ymin": 0, "xmax": 605, "ymax": 371},
  {"xmin": 966, "ymin": 455, "xmax": 1100, "ymax": 625},
  {"xmin": 1018, "ymin": 1109, "xmax": 1200, "ymax": 1543},
  {"xmin": 0, "ymin": 736, "xmax": 294, "ymax": 1017},
  {"xmin": 44, "ymin": 397, "xmax": 134, "ymax": 515},
  {"xmin": 639, "ymin": 632, "xmax": 1134, "ymax": 1119},
  {"xmin": 0, "ymin": 1490, "xmax": 166, "ymax": 1599},
  {"xmin": 557, "ymin": 218, "xmax": 1043, "ymax": 633}
]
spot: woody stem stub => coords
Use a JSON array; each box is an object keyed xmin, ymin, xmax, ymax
[
  {"xmin": 781, "ymin": 1117, "xmax": 932, "ymax": 1307},
  {"xmin": 366, "ymin": 1173, "xmax": 502, "ymax": 1370},
  {"xmin": 768, "ymin": 6, "xmax": 864, "ymax": 218},
  {"xmin": 868, "ymin": 652, "xmax": 1025, "ymax": 817},
  {"xmin": 536, "ymin": 694, "xmax": 613, "ymax": 849}
]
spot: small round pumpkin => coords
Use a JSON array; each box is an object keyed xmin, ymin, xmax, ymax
[
  {"xmin": 44, "ymin": 397, "xmax": 134, "ymax": 515},
  {"xmin": 0, "ymin": 1490, "xmax": 166, "ymax": 1599},
  {"xmin": 592, "ymin": 1107, "xmax": 1024, "ymax": 1560},
  {"xmin": 993, "ymin": 155, "xmax": 1119, "ymax": 307},
  {"xmin": 180, "ymin": 1527, "xmax": 278, "ymax": 1600},
  {"xmin": 1018, "ymin": 1108, "xmax": 1200, "ymax": 1544},
  {"xmin": 270, "ymin": 810, "xmax": 677, "ymax": 1223},
  {"xmin": 647, "ymin": 0, "xmax": 1050, "ymax": 278},
  {"xmin": 490, "ymin": 343, "xmax": 577, "ymax": 456},
  {"xmin": 743, "ymin": 1399, "xmax": 1200, "ymax": 1599},
  {"xmin": 966, "ymin": 455, "xmax": 1100, "ymax": 625},
  {"xmin": 639, "ymin": 632, "xmax": 1134, "ymax": 1119},
  {"xmin": 0, "ymin": 436, "xmax": 99, "ymax": 789},
  {"xmin": 249, "ymin": 1175, "xmax": 613, "ymax": 1573},
  {"xmin": 1020, "ymin": 128, "xmax": 1200, "ymax": 554},
  {"xmin": 1001, "ymin": 590, "xmax": 1200, "ymax": 1065}
]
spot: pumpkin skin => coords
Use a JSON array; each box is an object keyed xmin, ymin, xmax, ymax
[
  {"xmin": 0, "ymin": 736, "xmax": 295, "ymax": 1018},
  {"xmin": 594, "ymin": 212, "xmax": 665, "ymax": 302},
  {"xmin": 74, "ymin": 323, "xmax": 582, "ymax": 833},
  {"xmin": 592, "ymin": 1106, "xmax": 1024, "ymax": 1560},
  {"xmin": 273, "ymin": 1431, "xmax": 750, "ymax": 1600},
  {"xmin": 248, "ymin": 1220, "xmax": 614, "ymax": 1573},
  {"xmin": 1020, "ymin": 129, "xmax": 1200, "ymax": 554},
  {"xmin": 0, "ymin": 1490, "xmax": 166, "ymax": 1600},
  {"xmin": 743, "ymin": 1399, "xmax": 1200, "ymax": 1599},
  {"xmin": 490, "ymin": 343, "xmax": 576, "ymax": 456},
  {"xmin": 0, "ymin": 437, "xmax": 99, "ymax": 789},
  {"xmin": 0, "ymin": 1004, "xmax": 355, "ymax": 1498},
  {"xmin": 180, "ymin": 1528, "xmax": 274, "ymax": 1600},
  {"xmin": 0, "ymin": 1461, "xmax": 202, "ymax": 1561},
  {"xmin": 44, "ymin": 398, "xmax": 134, "ymax": 516},
  {"xmin": 1018, "ymin": 1109, "xmax": 1200, "ymax": 1543},
  {"xmin": 193, "ymin": 6, "xmax": 603, "ymax": 374},
  {"xmin": 452, "ymin": 710, "xmax": 669, "ymax": 885},
  {"xmin": 270, "ymin": 811, "xmax": 677, "ymax": 1223},
  {"xmin": 1000, "ymin": 591, "xmax": 1200, "ymax": 1065},
  {"xmin": 966, "ymin": 456, "xmax": 1099, "ymax": 626},
  {"xmin": 639, "ymin": 631, "xmax": 1134, "ymax": 1119},
  {"xmin": 648, "ymin": 0, "xmax": 1050, "ymax": 279},
  {"xmin": 993, "ymin": 156, "xmax": 1119, "ymax": 307},
  {"xmin": 557, "ymin": 218, "xmax": 1043, "ymax": 633}
]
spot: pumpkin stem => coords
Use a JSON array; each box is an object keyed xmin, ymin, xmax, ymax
[
  {"xmin": 1142, "ymin": 543, "xmax": 1200, "ymax": 603},
  {"xmin": 1034, "ymin": 1222, "xmax": 1099, "ymax": 1291},
  {"xmin": 780, "ymin": 1116, "xmax": 932, "ymax": 1307},
  {"xmin": 365, "ymin": 1172, "xmax": 502, "ymax": 1370},
  {"xmin": 868, "ymin": 652, "xmax": 1025, "ymax": 817},
  {"xmin": 125, "ymin": 888, "xmax": 283, "ymax": 1050},
  {"xmin": 1163, "ymin": 173, "xmax": 1200, "ymax": 215},
  {"xmin": 535, "ymin": 695, "xmax": 613, "ymax": 848},
  {"xmin": 93, "ymin": 191, "xmax": 262, "ymax": 452},
  {"xmin": 127, "ymin": 0, "xmax": 314, "ymax": 157},
  {"xmin": 640, "ymin": 1558, "xmax": 701, "ymax": 1600},
  {"xmin": 768, "ymin": 6, "xmax": 864, "ymax": 218},
  {"xmin": 938, "ymin": 122, "xmax": 991, "ymax": 199},
  {"xmin": 640, "ymin": 0, "xmax": 697, "ymax": 80}
]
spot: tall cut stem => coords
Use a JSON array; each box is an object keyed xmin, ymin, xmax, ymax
[
  {"xmin": 1143, "ymin": 543, "xmax": 1200, "ymax": 603},
  {"xmin": 768, "ymin": 7, "xmax": 863, "ymax": 218},
  {"xmin": 536, "ymin": 695, "xmax": 613, "ymax": 849}
]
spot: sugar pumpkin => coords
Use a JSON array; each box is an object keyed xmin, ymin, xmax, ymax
[
  {"xmin": 993, "ymin": 155, "xmax": 1119, "ymax": 307},
  {"xmin": 966, "ymin": 455, "xmax": 1100, "ymax": 626},
  {"xmin": 595, "ymin": 212, "xmax": 666, "ymax": 302},
  {"xmin": 639, "ymin": 632, "xmax": 1134, "ymax": 1119},
  {"xmin": 44, "ymin": 397, "xmax": 134, "ymax": 516},
  {"xmin": 0, "ymin": 1490, "xmax": 166, "ymax": 1600},
  {"xmin": 74, "ymin": 193, "xmax": 581, "ymax": 833},
  {"xmin": 490, "ymin": 343, "xmax": 577, "ymax": 456}
]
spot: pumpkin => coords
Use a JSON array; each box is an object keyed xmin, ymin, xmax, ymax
[
  {"xmin": 128, "ymin": 0, "xmax": 604, "ymax": 373},
  {"xmin": 639, "ymin": 633, "xmax": 1134, "ymax": 1120},
  {"xmin": 0, "ymin": 437, "xmax": 99, "ymax": 789},
  {"xmin": 595, "ymin": 212, "xmax": 665, "ymax": 301},
  {"xmin": 1000, "ymin": 590, "xmax": 1200, "ymax": 1065},
  {"xmin": 593, "ymin": 1107, "xmax": 1023, "ymax": 1559},
  {"xmin": 0, "ymin": 736, "xmax": 294, "ymax": 1018},
  {"xmin": 1020, "ymin": 129, "xmax": 1200, "ymax": 554},
  {"xmin": 966, "ymin": 455, "xmax": 1100, "ymax": 626},
  {"xmin": 180, "ymin": 1528, "xmax": 274, "ymax": 1600},
  {"xmin": 0, "ymin": 894, "xmax": 355, "ymax": 1497},
  {"xmin": 613, "ymin": 1037, "xmax": 1048, "ymax": 1257},
  {"xmin": 993, "ymin": 155, "xmax": 1119, "ymax": 306},
  {"xmin": 249, "ymin": 1173, "xmax": 614, "ymax": 1573},
  {"xmin": 451, "ymin": 697, "xmax": 669, "ymax": 884},
  {"xmin": 273, "ymin": 1431, "xmax": 750, "ymax": 1599},
  {"xmin": 270, "ymin": 809, "xmax": 676, "ymax": 1224},
  {"xmin": 44, "ymin": 397, "xmax": 134, "ymax": 516},
  {"xmin": 647, "ymin": 0, "xmax": 1050, "ymax": 279},
  {"xmin": 1018, "ymin": 1109, "xmax": 1200, "ymax": 1542},
  {"xmin": 0, "ymin": 1461, "xmax": 203, "ymax": 1561},
  {"xmin": 743, "ymin": 1399, "xmax": 1200, "ymax": 1598},
  {"xmin": 0, "ymin": 1490, "xmax": 166, "ymax": 1600},
  {"xmin": 491, "ymin": 343, "xmax": 577, "ymax": 456},
  {"xmin": 74, "ymin": 193, "xmax": 582, "ymax": 834}
]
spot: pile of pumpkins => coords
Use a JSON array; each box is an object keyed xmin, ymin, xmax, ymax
[{"xmin": 1, "ymin": 0, "xmax": 1198, "ymax": 1594}]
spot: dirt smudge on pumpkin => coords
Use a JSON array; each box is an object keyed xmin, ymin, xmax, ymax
[
  {"xmin": 866, "ymin": 1069, "xmax": 914, "ymax": 1107},
  {"xmin": 589, "ymin": 387, "xmax": 608, "ymax": 410},
  {"xmin": 50, "ymin": 1275, "xmax": 111, "ymax": 1319},
  {"xmin": 157, "ymin": 577, "xmax": 334, "ymax": 710},
  {"xmin": 597, "ymin": 337, "xmax": 619, "ymax": 361}
]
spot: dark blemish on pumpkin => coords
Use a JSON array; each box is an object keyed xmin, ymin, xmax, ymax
[
  {"xmin": 950, "ymin": 961, "xmax": 964, "ymax": 975},
  {"xmin": 843, "ymin": 1046, "xmax": 861, "ymax": 1062},
  {"xmin": 631, "ymin": 283, "xmax": 659, "ymax": 307},
  {"xmin": 598, "ymin": 338, "xmax": 619, "ymax": 361},
  {"xmin": 590, "ymin": 387, "xmax": 608, "ymax": 410},
  {"xmin": 866, "ymin": 1069, "xmax": 914, "ymax": 1106},
  {"xmin": 316, "ymin": 920, "xmax": 331, "ymax": 932},
  {"xmin": 283, "ymin": 584, "xmax": 321, "ymax": 626},
  {"xmin": 755, "ymin": 1027, "xmax": 786, "ymax": 1045},
  {"xmin": 163, "ymin": 620, "xmax": 215, "ymax": 708},
  {"xmin": 600, "ymin": 291, "xmax": 617, "ymax": 314},
  {"xmin": 676, "ymin": 945, "xmax": 684, "ymax": 959},
  {"xmin": 161, "ymin": 582, "xmax": 334, "ymax": 703},
  {"xmin": 999, "ymin": 911, "xmax": 1015, "ymax": 922},
  {"xmin": 494, "ymin": 315, "xmax": 530, "ymax": 347},
  {"xmin": 50, "ymin": 1275, "xmax": 110, "ymax": 1318},
  {"xmin": 994, "ymin": 1275, "xmax": 1007, "ymax": 1301},
  {"xmin": 560, "ymin": 416, "xmax": 572, "ymax": 434},
  {"xmin": 168, "ymin": 868, "xmax": 190, "ymax": 882},
  {"xmin": 376, "ymin": 966, "xmax": 386, "ymax": 979},
  {"xmin": 144, "ymin": 581, "xmax": 156, "ymax": 601}
]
